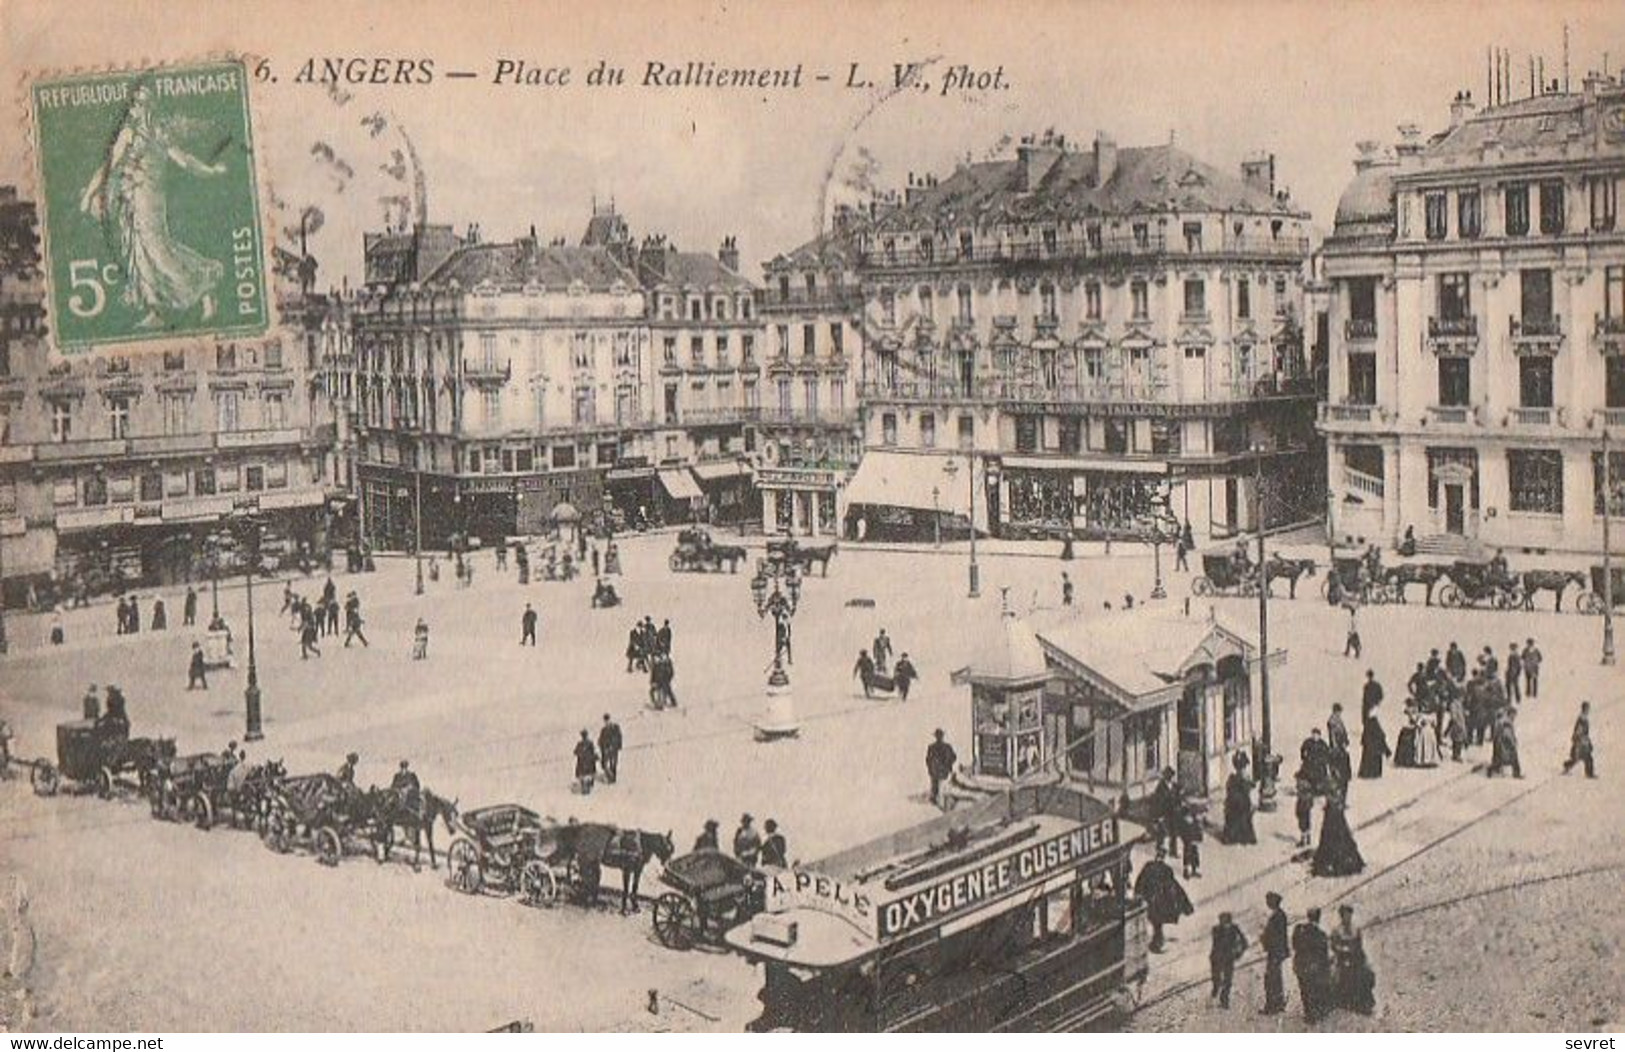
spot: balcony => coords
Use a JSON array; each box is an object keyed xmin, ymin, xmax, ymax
[
  {"xmin": 1506, "ymin": 406, "xmax": 1555, "ymax": 427},
  {"xmin": 1345, "ymin": 318, "xmax": 1378, "ymax": 342},
  {"xmin": 681, "ymin": 406, "xmax": 763, "ymax": 426},
  {"xmin": 1320, "ymin": 403, "xmax": 1380, "ymax": 425},
  {"xmin": 1509, "ymin": 314, "xmax": 1564, "ymax": 356},
  {"xmin": 760, "ymin": 287, "xmax": 865, "ymax": 312},
  {"xmin": 1596, "ymin": 314, "xmax": 1625, "ymax": 357},
  {"xmin": 461, "ymin": 358, "xmax": 512, "ymax": 385},
  {"xmin": 857, "ymin": 230, "xmax": 1309, "ymax": 269},
  {"xmin": 1598, "ymin": 408, "xmax": 1625, "ymax": 428},
  {"xmin": 1427, "ymin": 315, "xmax": 1479, "ymax": 355},
  {"xmin": 1427, "ymin": 405, "xmax": 1474, "ymax": 426}
]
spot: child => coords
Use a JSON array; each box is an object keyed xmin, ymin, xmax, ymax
[
  {"xmin": 412, "ymin": 618, "xmax": 429, "ymax": 660},
  {"xmin": 1177, "ymin": 803, "xmax": 1204, "ymax": 879}
]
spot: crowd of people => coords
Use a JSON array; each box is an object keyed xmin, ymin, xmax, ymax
[
  {"xmin": 624, "ymin": 616, "xmax": 678, "ymax": 709},
  {"xmin": 852, "ymin": 627, "xmax": 920, "ymax": 701}
]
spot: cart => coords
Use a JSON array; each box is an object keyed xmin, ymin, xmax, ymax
[
  {"xmin": 652, "ymin": 850, "xmax": 764, "ymax": 951},
  {"xmin": 261, "ymin": 773, "xmax": 375, "ymax": 866},
  {"xmin": 1576, "ymin": 565, "xmax": 1625, "ymax": 615},
  {"xmin": 1191, "ymin": 552, "xmax": 1258, "ymax": 598},
  {"xmin": 444, "ymin": 804, "xmax": 568, "ymax": 904},
  {"xmin": 668, "ymin": 528, "xmax": 747, "ymax": 574},
  {"xmin": 1436, "ymin": 561, "xmax": 1525, "ymax": 610},
  {"xmin": 31, "ymin": 719, "xmax": 176, "ymax": 799},
  {"xmin": 149, "ymin": 750, "xmax": 237, "ymax": 827}
]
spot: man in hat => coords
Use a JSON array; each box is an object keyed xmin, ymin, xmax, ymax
[
  {"xmin": 1209, "ymin": 911, "xmax": 1248, "ymax": 1008},
  {"xmin": 1292, "ymin": 907, "xmax": 1332, "ymax": 1023},
  {"xmin": 1136, "ymin": 846, "xmax": 1194, "ymax": 954},
  {"xmin": 693, "ymin": 819, "xmax": 721, "ymax": 852},
  {"xmin": 573, "ymin": 730, "xmax": 598, "ymax": 794},
  {"xmin": 926, "ymin": 729, "xmax": 957, "ymax": 809},
  {"xmin": 82, "ymin": 684, "xmax": 101, "ymax": 721},
  {"xmin": 893, "ymin": 653, "xmax": 919, "ymax": 702},
  {"xmin": 187, "ymin": 642, "xmax": 208, "ymax": 690},
  {"xmin": 1261, "ymin": 891, "xmax": 1291, "ymax": 1014},
  {"xmin": 337, "ymin": 752, "xmax": 359, "ymax": 785},
  {"xmin": 1563, "ymin": 702, "xmax": 1595, "ymax": 778},
  {"xmin": 1504, "ymin": 642, "xmax": 1523, "ymax": 704},
  {"xmin": 520, "ymin": 603, "xmax": 538, "ymax": 647},
  {"xmin": 1523, "ymin": 638, "xmax": 1542, "ymax": 699},
  {"xmin": 391, "ymin": 760, "xmax": 421, "ymax": 810},
  {"xmin": 598, "ymin": 713, "xmax": 623, "ymax": 784},
  {"xmin": 733, "ymin": 814, "xmax": 762, "ymax": 866},
  {"xmin": 872, "ymin": 628, "xmax": 893, "ymax": 674},
  {"xmin": 760, "ymin": 820, "xmax": 788, "ymax": 868}
]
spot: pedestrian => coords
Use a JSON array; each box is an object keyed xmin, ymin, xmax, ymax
[
  {"xmin": 49, "ymin": 608, "xmax": 64, "ymax": 645},
  {"xmin": 1563, "ymin": 701, "xmax": 1595, "ymax": 778},
  {"xmin": 872, "ymin": 628, "xmax": 893, "ymax": 673},
  {"xmin": 82, "ymin": 684, "xmax": 100, "ymax": 720},
  {"xmin": 300, "ymin": 618, "xmax": 321, "ymax": 660},
  {"xmin": 1175, "ymin": 525, "xmax": 1192, "ymax": 572},
  {"xmin": 187, "ymin": 642, "xmax": 208, "ymax": 690},
  {"xmin": 733, "ymin": 814, "xmax": 762, "ymax": 866},
  {"xmin": 183, "ymin": 586, "xmax": 198, "ymax": 627},
  {"xmin": 1343, "ymin": 606, "xmax": 1361, "ymax": 658},
  {"xmin": 573, "ymin": 730, "xmax": 598, "ymax": 794},
  {"xmin": 760, "ymin": 819, "xmax": 788, "ymax": 868},
  {"xmin": 591, "ymin": 546, "xmax": 601, "ymax": 577},
  {"xmin": 412, "ymin": 617, "xmax": 429, "ymax": 660},
  {"xmin": 1487, "ymin": 708, "xmax": 1523, "ymax": 779},
  {"xmin": 326, "ymin": 594, "xmax": 340, "ymax": 636},
  {"xmin": 1358, "ymin": 708, "xmax": 1389, "ymax": 779},
  {"xmin": 926, "ymin": 729, "xmax": 957, "ymax": 808},
  {"xmin": 337, "ymin": 751, "xmax": 359, "ymax": 785},
  {"xmin": 1221, "ymin": 751, "xmax": 1257, "ymax": 845},
  {"xmin": 626, "ymin": 625, "xmax": 644, "ymax": 673},
  {"xmin": 496, "ymin": 544, "xmax": 507, "ymax": 572},
  {"xmin": 1149, "ymin": 767, "xmax": 1184, "ymax": 857},
  {"xmin": 151, "ymin": 597, "xmax": 167, "ymax": 631},
  {"xmin": 1293, "ymin": 773, "xmax": 1317, "ymax": 849},
  {"xmin": 1209, "ymin": 911, "xmax": 1248, "ymax": 1009},
  {"xmin": 853, "ymin": 649, "xmax": 877, "ymax": 697},
  {"xmin": 1175, "ymin": 803, "xmax": 1203, "ymax": 878},
  {"xmin": 693, "ymin": 819, "xmax": 720, "ymax": 852},
  {"xmin": 1134, "ymin": 846, "xmax": 1194, "ymax": 953},
  {"xmin": 893, "ymin": 653, "xmax": 919, "ymax": 701},
  {"xmin": 1330, "ymin": 905, "xmax": 1376, "ymax": 1015},
  {"xmin": 1261, "ymin": 891, "xmax": 1291, "ymax": 1014},
  {"xmin": 281, "ymin": 582, "xmax": 294, "ymax": 616},
  {"xmin": 598, "ymin": 713, "xmax": 622, "ymax": 784},
  {"xmin": 1292, "ymin": 907, "xmax": 1332, "ymax": 1024},
  {"xmin": 1061, "ymin": 571, "xmax": 1074, "ymax": 607},
  {"xmin": 1523, "ymin": 638, "xmax": 1542, "ymax": 699},
  {"xmin": 128, "ymin": 596, "xmax": 141, "ymax": 633},
  {"xmin": 1445, "ymin": 640, "xmax": 1467, "ymax": 682},
  {"xmin": 656, "ymin": 619, "xmax": 673, "ymax": 656},
  {"xmin": 1360, "ymin": 669, "xmax": 1384, "ymax": 720},
  {"xmin": 1444, "ymin": 691, "xmax": 1468, "ymax": 762},
  {"xmin": 1505, "ymin": 642, "xmax": 1523, "ymax": 704},
  {"xmin": 521, "ymin": 603, "xmax": 538, "ymax": 646},
  {"xmin": 1327, "ymin": 703, "xmax": 1350, "ymax": 753},
  {"xmin": 343, "ymin": 593, "xmax": 369, "ymax": 647},
  {"xmin": 1311, "ymin": 789, "xmax": 1365, "ymax": 877}
]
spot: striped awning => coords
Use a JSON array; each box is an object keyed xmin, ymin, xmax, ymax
[{"xmin": 657, "ymin": 468, "xmax": 703, "ymax": 501}]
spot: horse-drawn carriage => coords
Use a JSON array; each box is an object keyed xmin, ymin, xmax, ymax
[
  {"xmin": 668, "ymin": 527, "xmax": 746, "ymax": 574},
  {"xmin": 149, "ymin": 750, "xmax": 237, "ymax": 827},
  {"xmin": 445, "ymin": 807, "xmax": 672, "ymax": 912},
  {"xmin": 764, "ymin": 537, "xmax": 838, "ymax": 578},
  {"xmin": 31, "ymin": 717, "xmax": 175, "ymax": 799},
  {"xmin": 651, "ymin": 849, "xmax": 764, "ymax": 951},
  {"xmin": 261, "ymin": 773, "xmax": 379, "ymax": 866},
  {"xmin": 1190, "ymin": 552, "xmax": 1258, "ymax": 598},
  {"xmin": 1576, "ymin": 565, "xmax": 1625, "ymax": 616},
  {"xmin": 1436, "ymin": 560, "xmax": 1525, "ymax": 610},
  {"xmin": 1321, "ymin": 554, "xmax": 1400, "ymax": 606}
]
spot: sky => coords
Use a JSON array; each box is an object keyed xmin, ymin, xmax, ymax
[{"xmin": 6, "ymin": 0, "xmax": 1625, "ymax": 285}]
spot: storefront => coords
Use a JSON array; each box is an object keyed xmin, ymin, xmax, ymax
[
  {"xmin": 691, "ymin": 460, "xmax": 758, "ymax": 527},
  {"xmin": 758, "ymin": 466, "xmax": 842, "ymax": 537},
  {"xmin": 842, "ymin": 450, "xmax": 984, "ymax": 543},
  {"xmin": 655, "ymin": 466, "xmax": 704, "ymax": 526},
  {"xmin": 996, "ymin": 455, "xmax": 1174, "ymax": 541}
]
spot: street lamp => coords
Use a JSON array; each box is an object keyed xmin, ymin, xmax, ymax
[
  {"xmin": 932, "ymin": 485, "xmax": 941, "ymax": 549},
  {"xmin": 231, "ymin": 511, "xmax": 265, "ymax": 742},
  {"xmin": 413, "ymin": 463, "xmax": 424, "ymax": 596},
  {"xmin": 1603, "ymin": 429, "xmax": 1617, "ymax": 667},
  {"xmin": 1252, "ymin": 444, "xmax": 1275, "ymax": 810}
]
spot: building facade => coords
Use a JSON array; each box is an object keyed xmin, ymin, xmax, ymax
[
  {"xmin": 0, "ymin": 187, "xmax": 336, "ymax": 607},
  {"xmin": 848, "ymin": 132, "xmax": 1321, "ymax": 544},
  {"xmin": 1320, "ymin": 78, "xmax": 1625, "ymax": 554}
]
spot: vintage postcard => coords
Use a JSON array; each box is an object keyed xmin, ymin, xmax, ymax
[{"xmin": 0, "ymin": 0, "xmax": 1622, "ymax": 1039}]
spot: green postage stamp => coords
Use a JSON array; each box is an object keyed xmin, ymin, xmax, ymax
[{"xmin": 29, "ymin": 59, "xmax": 270, "ymax": 353}]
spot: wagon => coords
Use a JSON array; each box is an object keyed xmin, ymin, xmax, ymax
[
  {"xmin": 261, "ymin": 773, "xmax": 376, "ymax": 866},
  {"xmin": 1190, "ymin": 552, "xmax": 1258, "ymax": 598},
  {"xmin": 1436, "ymin": 561, "xmax": 1524, "ymax": 610},
  {"xmin": 1576, "ymin": 565, "xmax": 1625, "ymax": 615},
  {"xmin": 149, "ymin": 750, "xmax": 236, "ymax": 828},
  {"xmin": 652, "ymin": 850, "xmax": 764, "ymax": 951},
  {"xmin": 30, "ymin": 718, "xmax": 176, "ymax": 799},
  {"xmin": 1320, "ymin": 554, "xmax": 1399, "ymax": 605},
  {"xmin": 668, "ymin": 527, "xmax": 747, "ymax": 574},
  {"xmin": 444, "ymin": 804, "xmax": 570, "ymax": 904},
  {"xmin": 765, "ymin": 538, "xmax": 838, "ymax": 577}
]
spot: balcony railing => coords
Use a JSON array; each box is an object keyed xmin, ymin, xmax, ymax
[
  {"xmin": 1344, "ymin": 466, "xmax": 1385, "ymax": 500},
  {"xmin": 1323, "ymin": 403, "xmax": 1378, "ymax": 423},
  {"xmin": 1345, "ymin": 318, "xmax": 1378, "ymax": 341},
  {"xmin": 760, "ymin": 287, "xmax": 864, "ymax": 311},
  {"xmin": 1428, "ymin": 405, "xmax": 1472, "ymax": 425},
  {"xmin": 1507, "ymin": 406, "xmax": 1554, "ymax": 426},
  {"xmin": 862, "ymin": 376, "xmax": 1315, "ymax": 408},
  {"xmin": 1600, "ymin": 408, "xmax": 1625, "ymax": 428},
  {"xmin": 1596, "ymin": 314, "xmax": 1625, "ymax": 357},
  {"xmin": 858, "ymin": 231, "xmax": 1310, "ymax": 269},
  {"xmin": 461, "ymin": 358, "xmax": 512, "ymax": 384},
  {"xmin": 1428, "ymin": 316, "xmax": 1478, "ymax": 338},
  {"xmin": 681, "ymin": 406, "xmax": 762, "ymax": 425},
  {"xmin": 1510, "ymin": 314, "xmax": 1563, "ymax": 339}
]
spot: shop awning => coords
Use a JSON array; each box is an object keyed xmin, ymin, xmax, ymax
[
  {"xmin": 692, "ymin": 460, "xmax": 752, "ymax": 482},
  {"xmin": 657, "ymin": 468, "xmax": 704, "ymax": 502},
  {"xmin": 1001, "ymin": 455, "xmax": 1169, "ymax": 476},
  {"xmin": 845, "ymin": 451, "xmax": 984, "ymax": 528}
]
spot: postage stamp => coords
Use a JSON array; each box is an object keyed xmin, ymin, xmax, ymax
[{"xmin": 28, "ymin": 58, "xmax": 270, "ymax": 354}]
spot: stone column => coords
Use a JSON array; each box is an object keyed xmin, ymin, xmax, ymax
[
  {"xmin": 763, "ymin": 488, "xmax": 777, "ymax": 534},
  {"xmin": 809, "ymin": 489, "xmax": 822, "ymax": 537}
]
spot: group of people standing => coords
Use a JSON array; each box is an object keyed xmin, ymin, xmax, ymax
[
  {"xmin": 693, "ymin": 813, "xmax": 789, "ymax": 869},
  {"xmin": 1207, "ymin": 893, "xmax": 1376, "ymax": 1022},
  {"xmin": 572, "ymin": 713, "xmax": 623, "ymax": 794},
  {"xmin": 852, "ymin": 627, "xmax": 920, "ymax": 701},
  {"xmin": 283, "ymin": 578, "xmax": 370, "ymax": 659},
  {"xmin": 625, "ymin": 616, "xmax": 678, "ymax": 709},
  {"xmin": 114, "ymin": 592, "xmax": 175, "ymax": 634}
]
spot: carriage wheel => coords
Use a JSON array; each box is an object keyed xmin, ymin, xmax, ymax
[
  {"xmin": 1437, "ymin": 584, "xmax": 1462, "ymax": 609},
  {"xmin": 1576, "ymin": 592, "xmax": 1603, "ymax": 616},
  {"xmin": 1191, "ymin": 577, "xmax": 1213, "ymax": 597},
  {"xmin": 652, "ymin": 892, "xmax": 696, "ymax": 950},
  {"xmin": 191, "ymin": 793, "xmax": 215, "ymax": 832},
  {"xmin": 520, "ymin": 861, "xmax": 559, "ymax": 907},
  {"xmin": 97, "ymin": 766, "xmax": 116, "ymax": 799},
  {"xmin": 668, "ymin": 553, "xmax": 684, "ymax": 572},
  {"xmin": 1496, "ymin": 587, "xmax": 1524, "ymax": 612},
  {"xmin": 31, "ymin": 763, "xmax": 59, "ymax": 797},
  {"xmin": 263, "ymin": 810, "xmax": 292, "ymax": 854},
  {"xmin": 373, "ymin": 823, "xmax": 395, "ymax": 864},
  {"xmin": 447, "ymin": 838, "xmax": 483, "ymax": 894},
  {"xmin": 315, "ymin": 826, "xmax": 343, "ymax": 867}
]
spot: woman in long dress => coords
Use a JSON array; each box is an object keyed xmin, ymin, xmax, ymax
[
  {"xmin": 1220, "ymin": 753, "xmax": 1257, "ymax": 845},
  {"xmin": 1358, "ymin": 712, "xmax": 1390, "ymax": 779},
  {"xmin": 1330, "ymin": 905, "xmax": 1377, "ymax": 1014},
  {"xmin": 78, "ymin": 84, "xmax": 227, "ymax": 327},
  {"xmin": 1311, "ymin": 790, "xmax": 1365, "ymax": 877}
]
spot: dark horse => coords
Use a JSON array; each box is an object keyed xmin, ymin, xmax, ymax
[
  {"xmin": 365, "ymin": 787, "xmax": 459, "ymax": 870},
  {"xmin": 1263, "ymin": 556, "xmax": 1317, "ymax": 598},
  {"xmin": 1521, "ymin": 569, "xmax": 1587, "ymax": 612},
  {"xmin": 1383, "ymin": 563, "xmax": 1447, "ymax": 606},
  {"xmin": 559, "ymin": 824, "xmax": 676, "ymax": 913}
]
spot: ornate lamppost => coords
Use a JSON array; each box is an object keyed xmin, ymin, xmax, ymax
[
  {"xmin": 750, "ymin": 561, "xmax": 801, "ymax": 739},
  {"xmin": 1603, "ymin": 428, "xmax": 1617, "ymax": 667},
  {"xmin": 229, "ymin": 510, "xmax": 265, "ymax": 742},
  {"xmin": 1252, "ymin": 444, "xmax": 1276, "ymax": 810}
]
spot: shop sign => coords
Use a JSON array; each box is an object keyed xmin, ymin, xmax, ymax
[
  {"xmin": 764, "ymin": 869, "xmax": 874, "ymax": 932},
  {"xmin": 876, "ymin": 817, "xmax": 1119, "ymax": 940}
]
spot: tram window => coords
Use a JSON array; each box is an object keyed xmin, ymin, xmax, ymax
[{"xmin": 1041, "ymin": 884, "xmax": 1075, "ymax": 939}]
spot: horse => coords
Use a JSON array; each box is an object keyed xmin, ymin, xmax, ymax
[
  {"xmin": 558, "ymin": 824, "xmax": 675, "ymax": 913},
  {"xmin": 366, "ymin": 787, "xmax": 459, "ymax": 870},
  {"xmin": 1521, "ymin": 569, "xmax": 1587, "ymax": 612},
  {"xmin": 1383, "ymin": 563, "xmax": 1447, "ymax": 606},
  {"xmin": 1263, "ymin": 557, "xmax": 1317, "ymax": 598}
]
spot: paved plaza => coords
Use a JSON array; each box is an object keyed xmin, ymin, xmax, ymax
[{"xmin": 0, "ymin": 532, "xmax": 1619, "ymax": 1030}]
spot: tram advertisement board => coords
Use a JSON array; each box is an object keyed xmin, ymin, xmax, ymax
[
  {"xmin": 876, "ymin": 816, "xmax": 1119, "ymax": 941},
  {"xmin": 764, "ymin": 869, "xmax": 875, "ymax": 932}
]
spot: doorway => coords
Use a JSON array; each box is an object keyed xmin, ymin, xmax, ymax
[
  {"xmin": 1444, "ymin": 483, "xmax": 1465, "ymax": 535},
  {"xmin": 1176, "ymin": 679, "xmax": 1207, "ymax": 796}
]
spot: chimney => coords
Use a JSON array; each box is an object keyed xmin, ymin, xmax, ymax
[
  {"xmin": 1016, "ymin": 133, "xmax": 1064, "ymax": 192},
  {"xmin": 1449, "ymin": 90, "xmax": 1477, "ymax": 129},
  {"xmin": 718, "ymin": 235, "xmax": 739, "ymax": 273},
  {"xmin": 1240, "ymin": 154, "xmax": 1275, "ymax": 195},
  {"xmin": 1352, "ymin": 140, "xmax": 1383, "ymax": 172},
  {"xmin": 638, "ymin": 234, "xmax": 668, "ymax": 280},
  {"xmin": 1394, "ymin": 123, "xmax": 1424, "ymax": 161},
  {"xmin": 1092, "ymin": 132, "xmax": 1118, "ymax": 188}
]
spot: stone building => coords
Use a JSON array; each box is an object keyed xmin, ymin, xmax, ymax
[{"xmin": 1320, "ymin": 76, "xmax": 1625, "ymax": 555}]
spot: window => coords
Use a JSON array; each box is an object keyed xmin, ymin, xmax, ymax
[
  {"xmin": 1039, "ymin": 282, "xmax": 1056, "ymax": 321},
  {"xmin": 1595, "ymin": 450, "xmax": 1625, "ymax": 515},
  {"xmin": 1538, "ymin": 180, "xmax": 1565, "ymax": 235},
  {"xmin": 688, "ymin": 299, "xmax": 702, "ymax": 321},
  {"xmin": 1608, "ymin": 357, "xmax": 1625, "ymax": 409},
  {"xmin": 883, "ymin": 237, "xmax": 896, "ymax": 263},
  {"xmin": 1606, "ymin": 266, "xmax": 1625, "ymax": 320},
  {"xmin": 1424, "ymin": 192, "xmax": 1448, "ymax": 240},
  {"xmin": 263, "ymin": 391, "xmax": 286, "ymax": 428},
  {"xmin": 802, "ymin": 324, "xmax": 816, "ymax": 359},
  {"xmin": 829, "ymin": 323, "xmax": 843, "ymax": 358},
  {"xmin": 1508, "ymin": 450, "xmax": 1563, "ymax": 513},
  {"xmin": 83, "ymin": 474, "xmax": 110, "ymax": 506},
  {"xmin": 107, "ymin": 396, "xmax": 130, "ymax": 439},
  {"xmin": 956, "ymin": 285, "xmax": 973, "ymax": 325},
  {"xmin": 1518, "ymin": 356, "xmax": 1554, "ymax": 408},
  {"xmin": 716, "ymin": 334, "xmax": 730, "ymax": 368},
  {"xmin": 663, "ymin": 383, "xmax": 678, "ymax": 423},
  {"xmin": 662, "ymin": 336, "xmax": 677, "ymax": 364},
  {"xmin": 1042, "ymin": 227, "xmax": 1057, "ymax": 255},
  {"xmin": 614, "ymin": 332, "xmax": 634, "ymax": 367},
  {"xmin": 1438, "ymin": 273, "xmax": 1471, "ymax": 320},
  {"xmin": 690, "ymin": 336, "xmax": 704, "ymax": 364},
  {"xmin": 1182, "ymin": 221, "xmax": 1203, "ymax": 252},
  {"xmin": 216, "ymin": 465, "xmax": 239, "ymax": 493},
  {"xmin": 1505, "ymin": 183, "xmax": 1530, "ymax": 236},
  {"xmin": 802, "ymin": 377, "xmax": 818, "ymax": 415},
  {"xmin": 245, "ymin": 465, "xmax": 265, "ymax": 492},
  {"xmin": 957, "ymin": 415, "xmax": 974, "ymax": 450},
  {"xmin": 1458, "ymin": 189, "xmax": 1482, "ymax": 238},
  {"xmin": 1348, "ymin": 277, "xmax": 1377, "ymax": 324},
  {"xmin": 1236, "ymin": 277, "xmax": 1251, "ymax": 319},
  {"xmin": 50, "ymin": 400, "xmax": 72, "ymax": 442},
  {"xmin": 572, "ymin": 332, "xmax": 592, "ymax": 370},
  {"xmin": 1520, "ymin": 269, "xmax": 1553, "ymax": 323},
  {"xmin": 267, "ymin": 462, "xmax": 288, "ymax": 489},
  {"xmin": 882, "ymin": 412, "xmax": 897, "ymax": 446},
  {"xmin": 1182, "ymin": 279, "xmax": 1205, "ymax": 318},
  {"xmin": 918, "ymin": 238, "xmax": 934, "ymax": 264},
  {"xmin": 552, "ymin": 444, "xmax": 576, "ymax": 469},
  {"xmin": 959, "ymin": 230, "xmax": 974, "ymax": 258},
  {"xmin": 1141, "ymin": 713, "xmax": 1162, "ymax": 773},
  {"xmin": 215, "ymin": 344, "xmax": 237, "ymax": 370},
  {"xmin": 163, "ymin": 350, "xmax": 185, "ymax": 371},
  {"xmin": 572, "ymin": 386, "xmax": 593, "ymax": 425},
  {"xmin": 264, "ymin": 342, "xmax": 282, "ymax": 369},
  {"xmin": 52, "ymin": 478, "xmax": 77, "ymax": 506},
  {"xmin": 1103, "ymin": 418, "xmax": 1129, "ymax": 454},
  {"xmin": 1131, "ymin": 222, "xmax": 1149, "ymax": 250},
  {"xmin": 195, "ymin": 466, "xmax": 216, "ymax": 495},
  {"xmin": 1086, "ymin": 224, "xmax": 1102, "ymax": 252},
  {"xmin": 831, "ymin": 377, "xmax": 845, "ymax": 410},
  {"xmin": 776, "ymin": 377, "xmax": 791, "ymax": 413},
  {"xmin": 1085, "ymin": 282, "xmax": 1102, "ymax": 320},
  {"xmin": 921, "ymin": 412, "xmax": 936, "ymax": 448},
  {"xmin": 1437, "ymin": 357, "xmax": 1471, "ymax": 407},
  {"xmin": 1130, "ymin": 280, "xmax": 1149, "ymax": 320},
  {"xmin": 1590, "ymin": 175, "xmax": 1619, "ymax": 233},
  {"xmin": 742, "ymin": 334, "xmax": 755, "ymax": 363}
]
